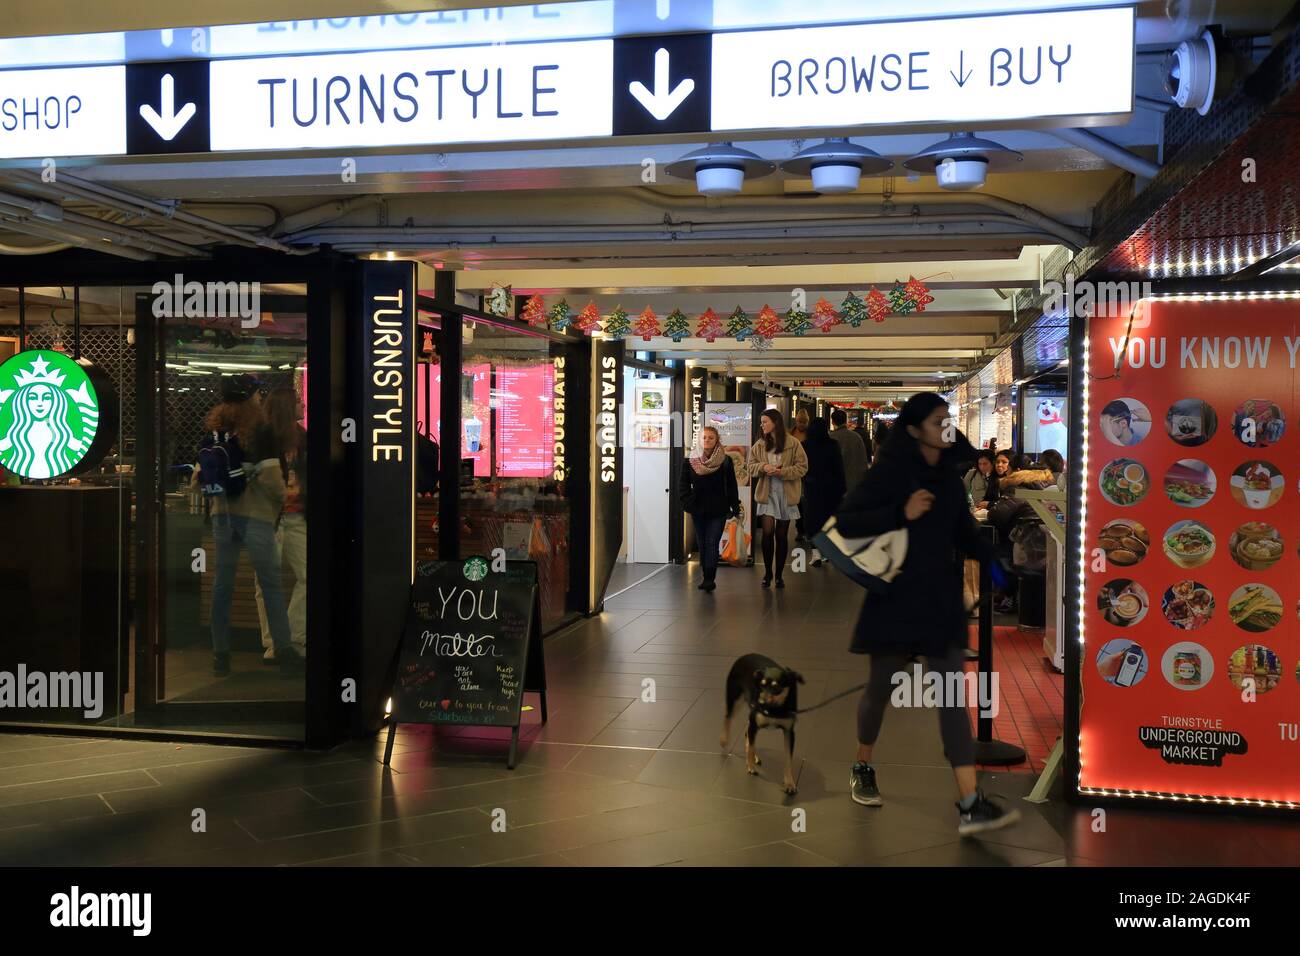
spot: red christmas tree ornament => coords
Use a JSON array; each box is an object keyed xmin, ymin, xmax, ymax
[
  {"xmin": 811, "ymin": 297, "xmax": 840, "ymax": 333},
  {"xmin": 903, "ymin": 275, "xmax": 935, "ymax": 313},
  {"xmin": 521, "ymin": 294, "xmax": 547, "ymax": 329},
  {"xmin": 752, "ymin": 305, "xmax": 783, "ymax": 339},
  {"xmin": 865, "ymin": 286, "xmax": 890, "ymax": 323},
  {"xmin": 633, "ymin": 306, "xmax": 662, "ymax": 341},
  {"xmin": 574, "ymin": 301, "xmax": 602, "ymax": 334},
  {"xmin": 695, "ymin": 308, "xmax": 725, "ymax": 342}
]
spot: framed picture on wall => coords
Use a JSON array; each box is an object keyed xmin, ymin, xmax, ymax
[
  {"xmin": 636, "ymin": 422, "xmax": 670, "ymax": 449},
  {"xmin": 635, "ymin": 382, "xmax": 671, "ymax": 417}
]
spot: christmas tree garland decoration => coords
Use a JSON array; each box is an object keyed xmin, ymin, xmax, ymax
[
  {"xmin": 811, "ymin": 297, "xmax": 840, "ymax": 333},
  {"xmin": 903, "ymin": 275, "xmax": 935, "ymax": 312},
  {"xmin": 839, "ymin": 291, "xmax": 868, "ymax": 327},
  {"xmin": 783, "ymin": 306, "xmax": 811, "ymax": 336},
  {"xmin": 696, "ymin": 307, "xmax": 724, "ymax": 343},
  {"xmin": 633, "ymin": 306, "xmax": 662, "ymax": 341},
  {"xmin": 887, "ymin": 281, "xmax": 914, "ymax": 315},
  {"xmin": 663, "ymin": 308, "xmax": 690, "ymax": 342},
  {"xmin": 548, "ymin": 298, "xmax": 573, "ymax": 331},
  {"xmin": 726, "ymin": 306, "xmax": 752, "ymax": 341},
  {"xmin": 865, "ymin": 286, "xmax": 890, "ymax": 323},
  {"xmin": 521, "ymin": 294, "xmax": 547, "ymax": 329},
  {"xmin": 750, "ymin": 304, "xmax": 782, "ymax": 351},
  {"xmin": 574, "ymin": 301, "xmax": 602, "ymax": 334},
  {"xmin": 603, "ymin": 305, "xmax": 631, "ymax": 340}
]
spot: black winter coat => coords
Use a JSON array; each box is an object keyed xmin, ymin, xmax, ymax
[
  {"xmin": 836, "ymin": 437, "xmax": 995, "ymax": 657},
  {"xmin": 801, "ymin": 436, "xmax": 846, "ymax": 536},
  {"xmin": 680, "ymin": 458, "xmax": 740, "ymax": 519}
]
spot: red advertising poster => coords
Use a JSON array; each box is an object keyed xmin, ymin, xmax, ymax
[
  {"xmin": 419, "ymin": 363, "xmax": 492, "ymax": 476},
  {"xmin": 1082, "ymin": 298, "xmax": 1300, "ymax": 805},
  {"xmin": 496, "ymin": 363, "xmax": 555, "ymax": 477}
]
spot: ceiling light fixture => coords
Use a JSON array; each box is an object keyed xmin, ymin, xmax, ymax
[
  {"xmin": 902, "ymin": 132, "xmax": 1023, "ymax": 191},
  {"xmin": 665, "ymin": 142, "xmax": 775, "ymax": 197},
  {"xmin": 779, "ymin": 137, "xmax": 893, "ymax": 194}
]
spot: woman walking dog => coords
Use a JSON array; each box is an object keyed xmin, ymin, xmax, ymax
[{"xmin": 834, "ymin": 392, "xmax": 1020, "ymax": 836}]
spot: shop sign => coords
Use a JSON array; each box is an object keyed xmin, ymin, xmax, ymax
[
  {"xmin": 0, "ymin": 6, "xmax": 1132, "ymax": 159},
  {"xmin": 552, "ymin": 355, "xmax": 566, "ymax": 481},
  {"xmin": 597, "ymin": 351, "xmax": 618, "ymax": 483},
  {"xmin": 1079, "ymin": 297, "xmax": 1300, "ymax": 806},
  {"xmin": 0, "ymin": 350, "xmax": 100, "ymax": 480}
]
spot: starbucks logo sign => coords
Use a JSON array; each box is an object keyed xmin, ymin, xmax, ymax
[{"xmin": 0, "ymin": 351, "xmax": 99, "ymax": 479}]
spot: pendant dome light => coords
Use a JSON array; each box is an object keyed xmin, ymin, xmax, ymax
[
  {"xmin": 902, "ymin": 132, "xmax": 1023, "ymax": 191},
  {"xmin": 780, "ymin": 138, "xmax": 893, "ymax": 194},
  {"xmin": 665, "ymin": 142, "xmax": 776, "ymax": 197}
]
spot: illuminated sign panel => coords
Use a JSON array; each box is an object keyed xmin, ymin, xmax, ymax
[
  {"xmin": 1079, "ymin": 297, "xmax": 1300, "ymax": 807},
  {"xmin": 0, "ymin": 65, "xmax": 125, "ymax": 159}
]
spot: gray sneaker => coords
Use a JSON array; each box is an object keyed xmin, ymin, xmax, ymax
[
  {"xmin": 957, "ymin": 790, "xmax": 1022, "ymax": 836},
  {"xmin": 850, "ymin": 761, "xmax": 883, "ymax": 806}
]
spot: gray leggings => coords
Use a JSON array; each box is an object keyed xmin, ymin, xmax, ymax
[{"xmin": 856, "ymin": 649, "xmax": 976, "ymax": 768}]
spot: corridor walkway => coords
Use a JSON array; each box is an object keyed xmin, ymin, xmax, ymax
[{"xmin": 0, "ymin": 560, "xmax": 1294, "ymax": 866}]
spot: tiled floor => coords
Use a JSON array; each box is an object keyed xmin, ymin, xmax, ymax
[{"xmin": 0, "ymin": 559, "xmax": 1293, "ymax": 866}]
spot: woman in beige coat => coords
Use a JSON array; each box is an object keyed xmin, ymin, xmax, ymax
[{"xmin": 747, "ymin": 409, "xmax": 809, "ymax": 588}]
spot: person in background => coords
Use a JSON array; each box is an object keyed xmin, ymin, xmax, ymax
[
  {"xmin": 203, "ymin": 375, "xmax": 302, "ymax": 679},
  {"xmin": 680, "ymin": 425, "xmax": 740, "ymax": 593},
  {"xmin": 999, "ymin": 454, "xmax": 1054, "ymax": 496},
  {"xmin": 836, "ymin": 392, "xmax": 1018, "ymax": 835},
  {"xmin": 829, "ymin": 408, "xmax": 869, "ymax": 492},
  {"xmin": 747, "ymin": 409, "xmax": 809, "ymax": 589},
  {"xmin": 855, "ymin": 419, "xmax": 873, "ymax": 466},
  {"xmin": 963, "ymin": 450, "xmax": 998, "ymax": 510},
  {"xmin": 791, "ymin": 409, "xmax": 811, "ymax": 542},
  {"xmin": 994, "ymin": 450, "xmax": 1012, "ymax": 483},
  {"xmin": 872, "ymin": 422, "xmax": 890, "ymax": 460},
  {"xmin": 266, "ymin": 386, "xmax": 308, "ymax": 655},
  {"xmin": 1039, "ymin": 449, "xmax": 1066, "ymax": 491},
  {"xmin": 800, "ymin": 418, "xmax": 846, "ymax": 566}
]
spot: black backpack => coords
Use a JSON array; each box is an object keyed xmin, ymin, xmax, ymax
[{"xmin": 197, "ymin": 430, "xmax": 248, "ymax": 499}]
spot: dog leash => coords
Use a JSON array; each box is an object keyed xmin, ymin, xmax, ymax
[{"xmin": 794, "ymin": 682, "xmax": 870, "ymax": 714}]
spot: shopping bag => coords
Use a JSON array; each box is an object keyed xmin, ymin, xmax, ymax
[
  {"xmin": 720, "ymin": 514, "xmax": 750, "ymax": 566},
  {"xmin": 812, "ymin": 515, "xmax": 908, "ymax": 594}
]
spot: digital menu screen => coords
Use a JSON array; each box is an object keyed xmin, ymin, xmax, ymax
[
  {"xmin": 1080, "ymin": 298, "xmax": 1300, "ymax": 805},
  {"xmin": 496, "ymin": 363, "xmax": 555, "ymax": 477}
]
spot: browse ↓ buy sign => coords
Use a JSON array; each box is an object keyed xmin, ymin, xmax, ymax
[
  {"xmin": 0, "ymin": 6, "xmax": 1132, "ymax": 159},
  {"xmin": 1080, "ymin": 298, "xmax": 1300, "ymax": 806}
]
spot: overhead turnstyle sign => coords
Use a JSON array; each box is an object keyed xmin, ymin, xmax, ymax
[{"xmin": 0, "ymin": 6, "xmax": 1132, "ymax": 159}]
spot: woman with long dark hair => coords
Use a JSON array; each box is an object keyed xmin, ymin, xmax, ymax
[
  {"xmin": 746, "ymin": 408, "xmax": 808, "ymax": 588},
  {"xmin": 836, "ymin": 392, "xmax": 1019, "ymax": 835},
  {"xmin": 266, "ymin": 386, "xmax": 308, "ymax": 654}
]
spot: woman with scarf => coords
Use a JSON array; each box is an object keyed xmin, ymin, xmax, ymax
[
  {"xmin": 679, "ymin": 425, "xmax": 740, "ymax": 592},
  {"xmin": 836, "ymin": 392, "xmax": 1020, "ymax": 836}
]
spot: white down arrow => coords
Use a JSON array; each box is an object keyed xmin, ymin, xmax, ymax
[
  {"xmin": 629, "ymin": 48, "xmax": 694, "ymax": 121},
  {"xmin": 139, "ymin": 74, "xmax": 197, "ymax": 141}
]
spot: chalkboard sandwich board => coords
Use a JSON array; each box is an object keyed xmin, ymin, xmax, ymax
[{"xmin": 384, "ymin": 557, "xmax": 547, "ymax": 769}]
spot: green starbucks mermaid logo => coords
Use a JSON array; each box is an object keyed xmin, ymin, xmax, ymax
[{"xmin": 0, "ymin": 351, "xmax": 99, "ymax": 479}]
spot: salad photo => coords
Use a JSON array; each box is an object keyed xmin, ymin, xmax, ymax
[
  {"xmin": 1165, "ymin": 398, "xmax": 1217, "ymax": 447},
  {"xmin": 1161, "ymin": 580, "xmax": 1214, "ymax": 630},
  {"xmin": 1097, "ymin": 519, "xmax": 1149, "ymax": 567},
  {"xmin": 1229, "ymin": 460, "xmax": 1283, "ymax": 509},
  {"xmin": 1097, "ymin": 579, "xmax": 1149, "ymax": 627},
  {"xmin": 1228, "ymin": 584, "xmax": 1283, "ymax": 633},
  {"xmin": 1229, "ymin": 521, "xmax": 1283, "ymax": 570},
  {"xmin": 1232, "ymin": 399, "xmax": 1286, "ymax": 447},
  {"xmin": 1163, "ymin": 520, "xmax": 1215, "ymax": 569},
  {"xmin": 1163, "ymin": 459, "xmax": 1216, "ymax": 507},
  {"xmin": 1099, "ymin": 458, "xmax": 1149, "ymax": 506}
]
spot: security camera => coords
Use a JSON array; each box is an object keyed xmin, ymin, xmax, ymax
[
  {"xmin": 1163, "ymin": 29, "xmax": 1221, "ymax": 115},
  {"xmin": 936, "ymin": 157, "xmax": 989, "ymax": 191}
]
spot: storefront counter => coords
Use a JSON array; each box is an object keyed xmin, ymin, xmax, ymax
[{"xmin": 0, "ymin": 485, "xmax": 129, "ymax": 721}]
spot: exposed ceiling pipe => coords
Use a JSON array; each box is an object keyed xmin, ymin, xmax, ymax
[
  {"xmin": 0, "ymin": 235, "xmax": 71, "ymax": 254},
  {"xmin": 1048, "ymin": 128, "xmax": 1162, "ymax": 180},
  {"xmin": 273, "ymin": 195, "xmax": 383, "ymax": 236},
  {"xmin": 0, "ymin": 187, "xmax": 204, "ymax": 257},
  {"xmin": 3, "ymin": 168, "xmax": 302, "ymax": 254},
  {"xmin": 614, "ymin": 189, "xmax": 1090, "ymax": 250},
  {"xmin": 0, "ymin": 215, "xmax": 154, "ymax": 261}
]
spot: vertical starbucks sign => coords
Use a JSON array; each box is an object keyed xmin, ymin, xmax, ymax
[{"xmin": 0, "ymin": 350, "xmax": 100, "ymax": 479}]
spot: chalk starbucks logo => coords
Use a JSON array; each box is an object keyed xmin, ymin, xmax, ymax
[
  {"xmin": 0, "ymin": 351, "xmax": 99, "ymax": 479},
  {"xmin": 463, "ymin": 557, "xmax": 489, "ymax": 581}
]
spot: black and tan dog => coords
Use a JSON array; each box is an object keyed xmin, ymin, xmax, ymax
[{"xmin": 721, "ymin": 653, "xmax": 805, "ymax": 794}]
